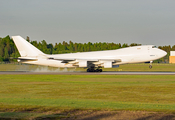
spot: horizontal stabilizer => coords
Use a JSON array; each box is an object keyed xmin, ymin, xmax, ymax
[{"xmin": 12, "ymin": 57, "xmax": 38, "ymax": 61}]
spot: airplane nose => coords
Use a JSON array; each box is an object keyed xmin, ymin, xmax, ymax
[
  {"xmin": 161, "ymin": 50, "xmax": 167, "ymax": 57},
  {"xmin": 155, "ymin": 49, "xmax": 167, "ymax": 59}
]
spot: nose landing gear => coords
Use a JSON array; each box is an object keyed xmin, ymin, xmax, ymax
[
  {"xmin": 149, "ymin": 65, "xmax": 152, "ymax": 69},
  {"xmin": 149, "ymin": 61, "xmax": 153, "ymax": 69}
]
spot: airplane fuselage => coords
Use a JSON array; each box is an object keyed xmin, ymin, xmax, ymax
[{"xmin": 21, "ymin": 45, "xmax": 166, "ymax": 68}]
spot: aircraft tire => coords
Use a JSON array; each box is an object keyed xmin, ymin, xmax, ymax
[
  {"xmin": 87, "ymin": 68, "xmax": 102, "ymax": 72},
  {"xmin": 149, "ymin": 65, "xmax": 152, "ymax": 69}
]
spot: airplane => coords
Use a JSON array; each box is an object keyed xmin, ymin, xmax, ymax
[{"xmin": 12, "ymin": 36, "xmax": 167, "ymax": 72}]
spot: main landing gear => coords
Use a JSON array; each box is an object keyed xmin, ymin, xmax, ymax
[{"xmin": 87, "ymin": 68, "xmax": 102, "ymax": 72}]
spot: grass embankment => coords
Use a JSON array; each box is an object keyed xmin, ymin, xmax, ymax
[{"xmin": 1, "ymin": 63, "xmax": 175, "ymax": 72}]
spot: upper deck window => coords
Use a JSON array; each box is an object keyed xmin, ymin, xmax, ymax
[{"xmin": 152, "ymin": 46, "xmax": 157, "ymax": 48}]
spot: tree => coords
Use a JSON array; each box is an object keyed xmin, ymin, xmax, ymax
[
  {"xmin": 122, "ymin": 43, "xmax": 129, "ymax": 48},
  {"xmin": 26, "ymin": 36, "xmax": 30, "ymax": 42},
  {"xmin": 41, "ymin": 40, "xmax": 48, "ymax": 53},
  {"xmin": 4, "ymin": 47, "xmax": 9, "ymax": 61},
  {"xmin": 171, "ymin": 45, "xmax": 175, "ymax": 51},
  {"xmin": 130, "ymin": 43, "xmax": 141, "ymax": 46},
  {"xmin": 74, "ymin": 43, "xmax": 77, "ymax": 51},
  {"xmin": 47, "ymin": 43, "xmax": 53, "ymax": 54},
  {"xmin": 68, "ymin": 41, "xmax": 74, "ymax": 52}
]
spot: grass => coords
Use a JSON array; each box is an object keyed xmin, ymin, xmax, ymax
[
  {"xmin": 0, "ymin": 75, "xmax": 175, "ymax": 112},
  {"xmin": 104, "ymin": 63, "xmax": 175, "ymax": 72},
  {"xmin": 0, "ymin": 68, "xmax": 175, "ymax": 119},
  {"xmin": 0, "ymin": 112, "xmax": 45, "ymax": 119}
]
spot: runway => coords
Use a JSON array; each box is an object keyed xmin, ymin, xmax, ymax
[{"xmin": 0, "ymin": 71, "xmax": 175, "ymax": 75}]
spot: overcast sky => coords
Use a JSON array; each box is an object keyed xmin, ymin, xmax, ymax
[{"xmin": 1, "ymin": 0, "xmax": 175, "ymax": 46}]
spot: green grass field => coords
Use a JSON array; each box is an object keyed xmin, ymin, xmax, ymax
[
  {"xmin": 0, "ymin": 74, "xmax": 175, "ymax": 119},
  {"xmin": 0, "ymin": 63, "xmax": 175, "ymax": 119}
]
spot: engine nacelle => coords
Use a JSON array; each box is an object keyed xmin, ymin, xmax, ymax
[
  {"xmin": 103, "ymin": 62, "xmax": 119, "ymax": 68},
  {"xmin": 79, "ymin": 61, "xmax": 87, "ymax": 67},
  {"xmin": 104, "ymin": 62, "xmax": 112, "ymax": 68}
]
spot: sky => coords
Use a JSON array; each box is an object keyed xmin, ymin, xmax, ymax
[{"xmin": 0, "ymin": 0, "xmax": 175, "ymax": 46}]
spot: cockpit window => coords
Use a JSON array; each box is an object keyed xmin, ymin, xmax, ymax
[{"xmin": 152, "ymin": 46, "xmax": 157, "ymax": 48}]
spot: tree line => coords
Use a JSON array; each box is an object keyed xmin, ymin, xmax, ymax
[{"xmin": 0, "ymin": 35, "xmax": 173, "ymax": 63}]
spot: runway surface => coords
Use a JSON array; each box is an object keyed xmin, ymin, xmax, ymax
[{"xmin": 0, "ymin": 71, "xmax": 175, "ymax": 75}]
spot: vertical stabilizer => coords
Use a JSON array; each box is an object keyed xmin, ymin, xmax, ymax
[{"xmin": 12, "ymin": 36, "xmax": 45, "ymax": 57}]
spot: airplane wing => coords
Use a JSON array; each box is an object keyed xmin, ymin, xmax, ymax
[{"xmin": 48, "ymin": 57, "xmax": 121, "ymax": 68}]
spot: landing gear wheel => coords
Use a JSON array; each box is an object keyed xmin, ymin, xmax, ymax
[
  {"xmin": 86, "ymin": 68, "xmax": 103, "ymax": 72},
  {"xmin": 149, "ymin": 65, "xmax": 152, "ymax": 69}
]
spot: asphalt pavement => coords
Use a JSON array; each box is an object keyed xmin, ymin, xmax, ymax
[{"xmin": 0, "ymin": 71, "xmax": 175, "ymax": 75}]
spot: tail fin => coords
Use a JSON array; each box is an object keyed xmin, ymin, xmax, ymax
[{"xmin": 12, "ymin": 36, "xmax": 45, "ymax": 57}]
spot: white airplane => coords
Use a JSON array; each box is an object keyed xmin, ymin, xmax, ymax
[{"xmin": 12, "ymin": 36, "xmax": 167, "ymax": 72}]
